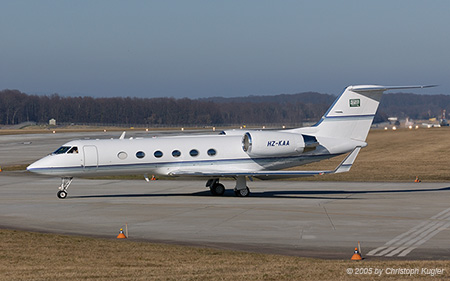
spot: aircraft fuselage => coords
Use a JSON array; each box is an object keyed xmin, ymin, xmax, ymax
[{"xmin": 27, "ymin": 133, "xmax": 345, "ymax": 177}]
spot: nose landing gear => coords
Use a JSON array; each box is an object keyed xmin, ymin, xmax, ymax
[{"xmin": 57, "ymin": 177, "xmax": 73, "ymax": 199}]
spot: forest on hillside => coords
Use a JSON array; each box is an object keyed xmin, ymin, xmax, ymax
[{"xmin": 1, "ymin": 89, "xmax": 449, "ymax": 127}]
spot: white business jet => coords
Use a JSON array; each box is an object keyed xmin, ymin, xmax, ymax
[{"xmin": 27, "ymin": 85, "xmax": 432, "ymax": 199}]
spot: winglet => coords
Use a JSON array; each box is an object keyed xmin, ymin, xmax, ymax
[
  {"xmin": 119, "ymin": 131, "xmax": 126, "ymax": 140},
  {"xmin": 333, "ymin": 146, "xmax": 361, "ymax": 174}
]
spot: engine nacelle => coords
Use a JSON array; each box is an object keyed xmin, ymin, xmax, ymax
[{"xmin": 242, "ymin": 131, "xmax": 314, "ymax": 157}]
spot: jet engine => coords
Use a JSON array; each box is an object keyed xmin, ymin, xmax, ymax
[{"xmin": 242, "ymin": 131, "xmax": 318, "ymax": 157}]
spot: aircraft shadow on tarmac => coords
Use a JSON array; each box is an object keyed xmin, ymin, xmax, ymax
[{"xmin": 70, "ymin": 186, "xmax": 450, "ymax": 200}]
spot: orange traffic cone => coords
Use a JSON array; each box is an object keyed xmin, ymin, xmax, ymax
[
  {"xmin": 117, "ymin": 228, "xmax": 127, "ymax": 239},
  {"xmin": 351, "ymin": 247, "xmax": 362, "ymax": 260},
  {"xmin": 414, "ymin": 176, "xmax": 421, "ymax": 183},
  {"xmin": 151, "ymin": 175, "xmax": 157, "ymax": 180}
]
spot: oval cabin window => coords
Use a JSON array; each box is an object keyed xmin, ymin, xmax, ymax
[
  {"xmin": 189, "ymin": 149, "xmax": 199, "ymax": 157},
  {"xmin": 207, "ymin": 148, "xmax": 217, "ymax": 156},
  {"xmin": 172, "ymin": 150, "xmax": 181, "ymax": 157},
  {"xmin": 136, "ymin": 151, "xmax": 146, "ymax": 159},
  {"xmin": 117, "ymin": 151, "xmax": 128, "ymax": 160}
]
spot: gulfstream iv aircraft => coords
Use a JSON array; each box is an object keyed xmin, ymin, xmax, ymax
[{"xmin": 27, "ymin": 85, "xmax": 432, "ymax": 199}]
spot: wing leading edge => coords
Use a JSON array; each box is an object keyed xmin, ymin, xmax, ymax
[{"xmin": 169, "ymin": 146, "xmax": 361, "ymax": 179}]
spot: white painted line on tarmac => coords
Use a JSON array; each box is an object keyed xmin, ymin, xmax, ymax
[{"xmin": 367, "ymin": 207, "xmax": 450, "ymax": 257}]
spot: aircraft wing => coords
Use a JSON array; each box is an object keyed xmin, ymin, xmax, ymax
[{"xmin": 169, "ymin": 146, "xmax": 361, "ymax": 179}]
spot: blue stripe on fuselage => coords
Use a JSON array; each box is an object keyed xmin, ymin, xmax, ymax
[{"xmin": 27, "ymin": 153, "xmax": 341, "ymax": 175}]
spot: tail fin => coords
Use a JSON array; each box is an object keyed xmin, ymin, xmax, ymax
[{"xmin": 314, "ymin": 85, "xmax": 434, "ymax": 141}]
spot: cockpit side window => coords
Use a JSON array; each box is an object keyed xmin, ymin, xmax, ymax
[
  {"xmin": 53, "ymin": 146, "xmax": 71, "ymax": 154},
  {"xmin": 67, "ymin": 146, "xmax": 78, "ymax": 154}
]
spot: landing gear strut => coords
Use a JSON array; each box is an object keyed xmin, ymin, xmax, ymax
[
  {"xmin": 57, "ymin": 177, "xmax": 73, "ymax": 199},
  {"xmin": 234, "ymin": 176, "xmax": 250, "ymax": 197},
  {"xmin": 206, "ymin": 178, "xmax": 225, "ymax": 196},
  {"xmin": 234, "ymin": 187, "xmax": 250, "ymax": 197}
]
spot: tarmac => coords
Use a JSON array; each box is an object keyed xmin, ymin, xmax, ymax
[{"xmin": 1, "ymin": 132, "xmax": 450, "ymax": 259}]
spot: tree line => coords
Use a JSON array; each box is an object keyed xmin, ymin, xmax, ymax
[
  {"xmin": 1, "ymin": 89, "xmax": 449, "ymax": 126},
  {"xmin": 0, "ymin": 89, "xmax": 330, "ymax": 126}
]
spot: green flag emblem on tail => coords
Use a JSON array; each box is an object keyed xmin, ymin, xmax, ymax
[{"xmin": 349, "ymin": 99, "xmax": 360, "ymax": 107}]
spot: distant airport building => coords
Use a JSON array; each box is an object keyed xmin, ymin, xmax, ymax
[
  {"xmin": 388, "ymin": 117, "xmax": 400, "ymax": 126},
  {"xmin": 49, "ymin": 118, "xmax": 56, "ymax": 126}
]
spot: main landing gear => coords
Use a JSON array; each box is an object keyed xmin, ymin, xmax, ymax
[
  {"xmin": 206, "ymin": 176, "xmax": 250, "ymax": 197},
  {"xmin": 57, "ymin": 177, "xmax": 73, "ymax": 199},
  {"xmin": 206, "ymin": 178, "xmax": 225, "ymax": 196}
]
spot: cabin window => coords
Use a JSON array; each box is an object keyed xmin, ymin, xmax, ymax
[
  {"xmin": 67, "ymin": 146, "xmax": 78, "ymax": 154},
  {"xmin": 136, "ymin": 151, "xmax": 146, "ymax": 159},
  {"xmin": 154, "ymin": 150, "xmax": 163, "ymax": 158},
  {"xmin": 117, "ymin": 152, "xmax": 128, "ymax": 160},
  {"xmin": 172, "ymin": 150, "xmax": 181, "ymax": 157},
  {"xmin": 207, "ymin": 148, "xmax": 217, "ymax": 156},
  {"xmin": 189, "ymin": 149, "xmax": 199, "ymax": 157},
  {"xmin": 53, "ymin": 146, "xmax": 71, "ymax": 154}
]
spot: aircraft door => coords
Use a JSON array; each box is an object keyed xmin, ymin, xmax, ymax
[{"xmin": 83, "ymin": 145, "xmax": 98, "ymax": 172}]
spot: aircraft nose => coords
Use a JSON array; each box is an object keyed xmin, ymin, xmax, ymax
[
  {"xmin": 27, "ymin": 162, "xmax": 37, "ymax": 172},
  {"xmin": 27, "ymin": 160, "xmax": 40, "ymax": 173},
  {"xmin": 27, "ymin": 157, "xmax": 51, "ymax": 174}
]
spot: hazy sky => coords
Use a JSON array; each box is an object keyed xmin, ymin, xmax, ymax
[{"xmin": 1, "ymin": 1, "xmax": 449, "ymax": 98}]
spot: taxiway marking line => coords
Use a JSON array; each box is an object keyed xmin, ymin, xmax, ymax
[{"xmin": 367, "ymin": 207, "xmax": 450, "ymax": 257}]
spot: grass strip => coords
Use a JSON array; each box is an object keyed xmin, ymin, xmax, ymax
[{"xmin": 0, "ymin": 229, "xmax": 448, "ymax": 280}]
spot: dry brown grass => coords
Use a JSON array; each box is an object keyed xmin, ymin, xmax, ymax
[
  {"xmin": 0, "ymin": 125, "xmax": 241, "ymax": 136},
  {"xmin": 1, "ymin": 229, "xmax": 448, "ymax": 281},
  {"xmin": 0, "ymin": 126, "xmax": 147, "ymax": 135},
  {"xmin": 293, "ymin": 127, "xmax": 450, "ymax": 182}
]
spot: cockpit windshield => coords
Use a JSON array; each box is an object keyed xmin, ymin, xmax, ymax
[{"xmin": 53, "ymin": 146, "xmax": 78, "ymax": 154}]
